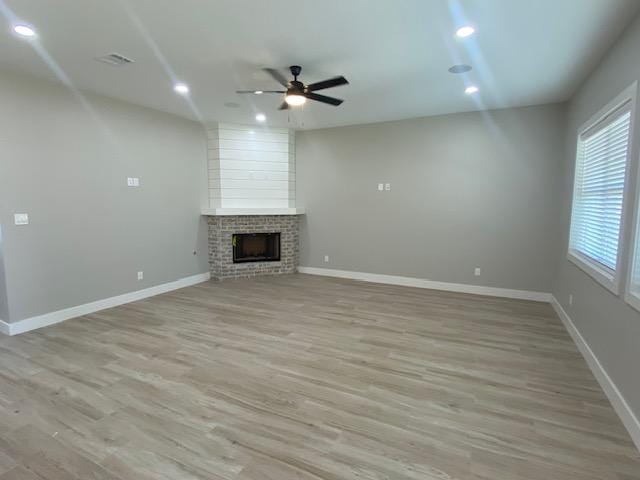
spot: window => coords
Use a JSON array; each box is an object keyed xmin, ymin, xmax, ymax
[
  {"xmin": 627, "ymin": 229, "xmax": 640, "ymax": 308},
  {"xmin": 627, "ymin": 133, "xmax": 640, "ymax": 311},
  {"xmin": 568, "ymin": 89, "xmax": 635, "ymax": 293}
]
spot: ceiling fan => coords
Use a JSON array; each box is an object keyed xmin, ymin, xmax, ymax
[{"xmin": 236, "ymin": 65, "xmax": 349, "ymax": 110}]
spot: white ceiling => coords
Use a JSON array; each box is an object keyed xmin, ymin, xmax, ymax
[{"xmin": 1, "ymin": 0, "xmax": 639, "ymax": 129}]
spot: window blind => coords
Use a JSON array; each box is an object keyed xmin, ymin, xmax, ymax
[{"xmin": 569, "ymin": 102, "xmax": 632, "ymax": 275}]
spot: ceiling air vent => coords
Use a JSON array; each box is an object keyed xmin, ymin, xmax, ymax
[{"xmin": 95, "ymin": 53, "xmax": 135, "ymax": 66}]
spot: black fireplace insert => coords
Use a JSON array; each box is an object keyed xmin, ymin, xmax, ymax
[{"xmin": 232, "ymin": 233, "xmax": 281, "ymax": 263}]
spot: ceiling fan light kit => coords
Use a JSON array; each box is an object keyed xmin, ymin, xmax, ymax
[
  {"xmin": 285, "ymin": 94, "xmax": 307, "ymax": 106},
  {"xmin": 236, "ymin": 65, "xmax": 349, "ymax": 111}
]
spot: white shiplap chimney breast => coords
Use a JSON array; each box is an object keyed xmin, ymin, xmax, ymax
[{"xmin": 207, "ymin": 123, "xmax": 295, "ymax": 210}]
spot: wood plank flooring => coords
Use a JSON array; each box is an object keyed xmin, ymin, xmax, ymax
[{"xmin": 0, "ymin": 273, "xmax": 638, "ymax": 479}]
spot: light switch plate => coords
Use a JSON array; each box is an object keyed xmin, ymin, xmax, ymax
[
  {"xmin": 385, "ymin": 183, "xmax": 391, "ymax": 191},
  {"xmin": 137, "ymin": 271, "xmax": 144, "ymax": 280},
  {"xmin": 377, "ymin": 183, "xmax": 384, "ymax": 191},
  {"xmin": 14, "ymin": 213, "xmax": 29, "ymax": 225}
]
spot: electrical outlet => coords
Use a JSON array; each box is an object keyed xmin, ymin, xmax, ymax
[
  {"xmin": 569, "ymin": 294, "xmax": 574, "ymax": 306},
  {"xmin": 385, "ymin": 183, "xmax": 391, "ymax": 191},
  {"xmin": 127, "ymin": 177, "xmax": 140, "ymax": 187},
  {"xmin": 474, "ymin": 267, "xmax": 481, "ymax": 276},
  {"xmin": 324, "ymin": 255, "xmax": 330, "ymax": 263},
  {"xmin": 377, "ymin": 183, "xmax": 384, "ymax": 191},
  {"xmin": 14, "ymin": 213, "xmax": 29, "ymax": 225},
  {"xmin": 137, "ymin": 271, "xmax": 144, "ymax": 281}
]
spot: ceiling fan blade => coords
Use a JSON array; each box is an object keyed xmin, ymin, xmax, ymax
[
  {"xmin": 306, "ymin": 76, "xmax": 349, "ymax": 91},
  {"xmin": 236, "ymin": 90, "xmax": 285, "ymax": 94},
  {"xmin": 278, "ymin": 101, "xmax": 290, "ymax": 110},
  {"xmin": 263, "ymin": 68, "xmax": 289, "ymax": 87},
  {"xmin": 304, "ymin": 92, "xmax": 343, "ymax": 106}
]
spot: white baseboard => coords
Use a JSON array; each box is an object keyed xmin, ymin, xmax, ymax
[
  {"xmin": 2, "ymin": 272, "xmax": 211, "ymax": 336},
  {"xmin": 297, "ymin": 266, "xmax": 552, "ymax": 302},
  {"xmin": 551, "ymin": 297, "xmax": 640, "ymax": 452}
]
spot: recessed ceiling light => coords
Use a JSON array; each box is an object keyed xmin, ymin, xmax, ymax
[
  {"xmin": 285, "ymin": 94, "xmax": 306, "ymax": 106},
  {"xmin": 448, "ymin": 64, "xmax": 472, "ymax": 74},
  {"xmin": 465, "ymin": 85, "xmax": 479, "ymax": 94},
  {"xmin": 174, "ymin": 83, "xmax": 189, "ymax": 95},
  {"xmin": 13, "ymin": 24, "xmax": 36, "ymax": 38},
  {"xmin": 254, "ymin": 90, "xmax": 264, "ymax": 95},
  {"xmin": 255, "ymin": 113, "xmax": 266, "ymax": 122},
  {"xmin": 456, "ymin": 26, "xmax": 475, "ymax": 38}
]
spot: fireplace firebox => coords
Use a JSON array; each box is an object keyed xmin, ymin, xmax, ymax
[{"xmin": 232, "ymin": 233, "xmax": 281, "ymax": 263}]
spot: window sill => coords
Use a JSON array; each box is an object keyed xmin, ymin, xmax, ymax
[{"xmin": 567, "ymin": 250, "xmax": 620, "ymax": 295}]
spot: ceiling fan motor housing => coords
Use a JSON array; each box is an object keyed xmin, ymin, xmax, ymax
[{"xmin": 288, "ymin": 80, "xmax": 305, "ymax": 95}]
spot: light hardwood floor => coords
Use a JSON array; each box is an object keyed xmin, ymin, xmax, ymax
[{"xmin": 0, "ymin": 273, "xmax": 638, "ymax": 479}]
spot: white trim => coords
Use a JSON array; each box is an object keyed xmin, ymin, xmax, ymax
[
  {"xmin": 1, "ymin": 272, "xmax": 211, "ymax": 336},
  {"xmin": 577, "ymin": 82, "xmax": 637, "ymax": 134},
  {"xmin": 551, "ymin": 297, "xmax": 640, "ymax": 452},
  {"xmin": 296, "ymin": 266, "xmax": 551, "ymax": 302},
  {"xmin": 201, "ymin": 207, "xmax": 305, "ymax": 216},
  {"xmin": 567, "ymin": 250, "xmax": 619, "ymax": 295},
  {"xmin": 625, "ymin": 84, "xmax": 640, "ymax": 313}
]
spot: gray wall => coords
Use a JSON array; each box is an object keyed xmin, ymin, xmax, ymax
[
  {"xmin": 554, "ymin": 14, "xmax": 640, "ymax": 420},
  {"xmin": 0, "ymin": 70, "xmax": 209, "ymax": 323},
  {"xmin": 296, "ymin": 104, "xmax": 566, "ymax": 293}
]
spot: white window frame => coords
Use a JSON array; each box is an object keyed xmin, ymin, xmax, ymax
[
  {"xmin": 625, "ymin": 94, "xmax": 640, "ymax": 312},
  {"xmin": 567, "ymin": 82, "xmax": 637, "ymax": 294},
  {"xmin": 625, "ymin": 244, "xmax": 640, "ymax": 311}
]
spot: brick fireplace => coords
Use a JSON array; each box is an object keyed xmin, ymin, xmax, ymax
[{"xmin": 207, "ymin": 215, "xmax": 300, "ymax": 280}]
